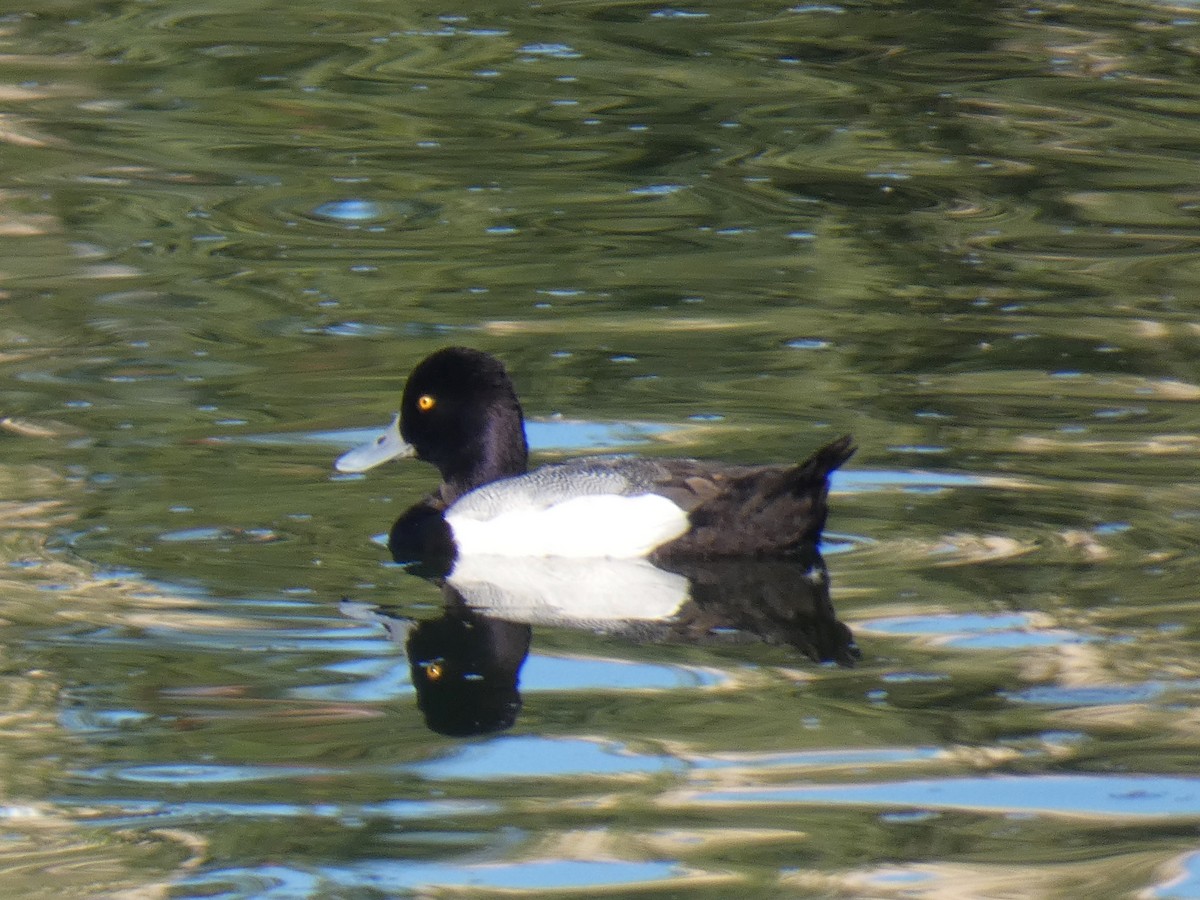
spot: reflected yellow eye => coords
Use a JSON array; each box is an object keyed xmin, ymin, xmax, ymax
[
  {"xmin": 417, "ymin": 394, "xmax": 436, "ymax": 412},
  {"xmin": 424, "ymin": 661, "xmax": 443, "ymax": 682}
]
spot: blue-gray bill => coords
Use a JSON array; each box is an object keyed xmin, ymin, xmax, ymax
[{"xmin": 334, "ymin": 413, "xmax": 416, "ymax": 473}]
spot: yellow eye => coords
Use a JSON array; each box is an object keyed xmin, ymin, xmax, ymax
[
  {"xmin": 425, "ymin": 661, "xmax": 443, "ymax": 682},
  {"xmin": 417, "ymin": 394, "xmax": 436, "ymax": 412}
]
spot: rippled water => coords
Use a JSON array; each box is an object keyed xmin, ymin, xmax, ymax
[{"xmin": 3, "ymin": 0, "xmax": 1200, "ymax": 896}]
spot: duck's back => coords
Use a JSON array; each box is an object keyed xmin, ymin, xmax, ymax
[{"xmin": 653, "ymin": 435, "xmax": 855, "ymax": 558}]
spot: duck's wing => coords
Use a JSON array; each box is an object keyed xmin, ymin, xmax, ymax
[
  {"xmin": 448, "ymin": 436, "xmax": 855, "ymax": 520},
  {"xmin": 580, "ymin": 434, "xmax": 854, "ymax": 511},
  {"xmin": 446, "ymin": 459, "xmax": 645, "ymax": 519},
  {"xmin": 651, "ymin": 435, "xmax": 855, "ymax": 557}
]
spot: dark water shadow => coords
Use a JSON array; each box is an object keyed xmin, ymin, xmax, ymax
[{"xmin": 344, "ymin": 550, "xmax": 858, "ymax": 737}]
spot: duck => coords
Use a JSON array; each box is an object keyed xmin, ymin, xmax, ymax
[{"xmin": 334, "ymin": 346, "xmax": 854, "ymax": 566}]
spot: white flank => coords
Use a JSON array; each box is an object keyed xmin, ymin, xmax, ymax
[
  {"xmin": 446, "ymin": 492, "xmax": 689, "ymax": 559},
  {"xmin": 448, "ymin": 555, "xmax": 689, "ymax": 626}
]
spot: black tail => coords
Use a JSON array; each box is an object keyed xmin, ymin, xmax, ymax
[
  {"xmin": 775, "ymin": 434, "xmax": 854, "ymax": 548},
  {"xmin": 798, "ymin": 434, "xmax": 855, "ymax": 483},
  {"xmin": 660, "ymin": 434, "xmax": 856, "ymax": 559},
  {"xmin": 769, "ymin": 434, "xmax": 855, "ymax": 499}
]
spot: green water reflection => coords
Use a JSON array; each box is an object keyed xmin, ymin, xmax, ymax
[{"xmin": 2, "ymin": 0, "xmax": 1200, "ymax": 895}]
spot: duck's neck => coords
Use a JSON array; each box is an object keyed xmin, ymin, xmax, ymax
[{"xmin": 443, "ymin": 404, "xmax": 528, "ymax": 501}]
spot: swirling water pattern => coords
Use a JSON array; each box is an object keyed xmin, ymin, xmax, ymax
[{"xmin": 1, "ymin": 0, "xmax": 1200, "ymax": 896}]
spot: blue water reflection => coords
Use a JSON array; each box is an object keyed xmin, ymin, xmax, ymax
[
  {"xmin": 291, "ymin": 650, "xmax": 725, "ymax": 703},
  {"xmin": 519, "ymin": 654, "xmax": 724, "ymax": 691},
  {"xmin": 239, "ymin": 418, "xmax": 675, "ymax": 452},
  {"xmin": 702, "ymin": 774, "xmax": 1200, "ymax": 818},
  {"xmin": 415, "ymin": 735, "xmax": 684, "ymax": 780},
  {"xmin": 1149, "ymin": 851, "xmax": 1200, "ymax": 899},
  {"xmin": 178, "ymin": 859, "xmax": 687, "ymax": 898}
]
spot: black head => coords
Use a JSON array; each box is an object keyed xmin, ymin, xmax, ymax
[
  {"xmin": 406, "ymin": 606, "xmax": 531, "ymax": 737},
  {"xmin": 399, "ymin": 347, "xmax": 529, "ymax": 497}
]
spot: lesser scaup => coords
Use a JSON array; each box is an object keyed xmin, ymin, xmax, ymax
[{"xmin": 335, "ymin": 346, "xmax": 854, "ymax": 564}]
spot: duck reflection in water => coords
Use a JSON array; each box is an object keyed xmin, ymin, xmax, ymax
[{"xmin": 345, "ymin": 549, "xmax": 858, "ymax": 737}]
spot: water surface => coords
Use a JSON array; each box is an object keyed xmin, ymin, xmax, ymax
[{"xmin": 2, "ymin": 0, "xmax": 1200, "ymax": 896}]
